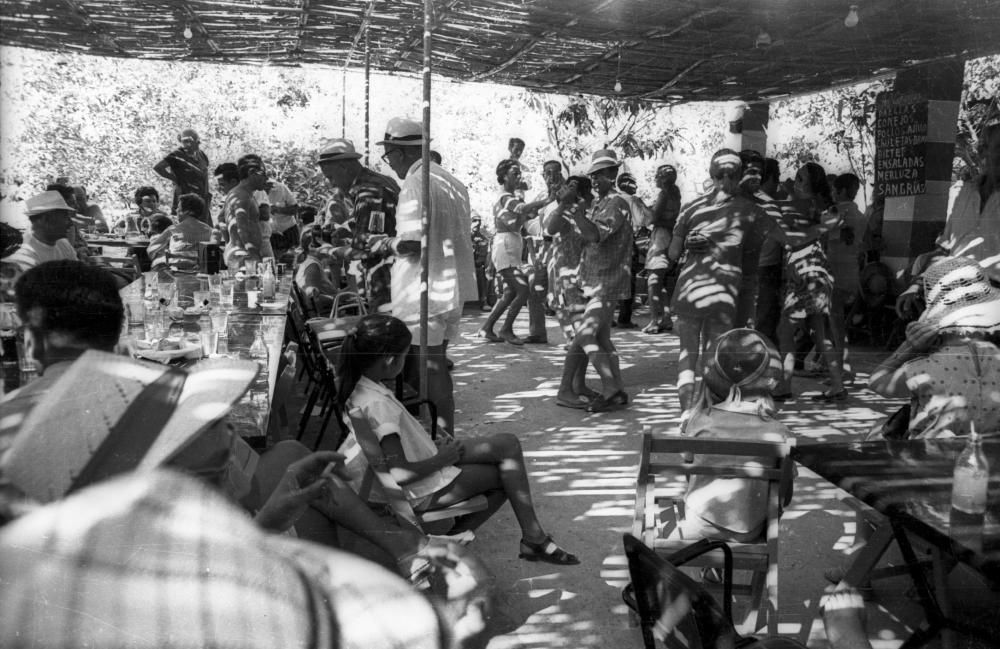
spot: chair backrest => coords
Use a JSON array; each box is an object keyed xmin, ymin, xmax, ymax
[
  {"xmin": 290, "ymin": 280, "xmax": 319, "ymax": 319},
  {"xmin": 623, "ymin": 533, "xmax": 738, "ymax": 649},
  {"xmin": 267, "ymin": 344, "xmax": 299, "ymax": 442},
  {"xmin": 634, "ymin": 429, "xmax": 794, "ymax": 542},
  {"xmin": 93, "ymin": 254, "xmax": 142, "ymax": 279}
]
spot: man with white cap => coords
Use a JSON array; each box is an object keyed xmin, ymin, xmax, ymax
[
  {"xmin": 377, "ymin": 117, "xmax": 477, "ymax": 435},
  {"xmin": 2, "ymin": 190, "xmax": 77, "ymax": 275},
  {"xmin": 318, "ymin": 137, "xmax": 400, "ymax": 312},
  {"xmin": 553, "ymin": 148, "xmax": 633, "ymax": 413},
  {"xmin": 153, "ymin": 127, "xmax": 211, "ymax": 224}
]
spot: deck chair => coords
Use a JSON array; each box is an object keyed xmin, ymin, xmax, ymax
[
  {"xmin": 347, "ymin": 408, "xmax": 488, "ymax": 533},
  {"xmin": 622, "ymin": 533, "xmax": 806, "ymax": 649},
  {"xmin": 633, "ymin": 430, "xmax": 794, "ymax": 635}
]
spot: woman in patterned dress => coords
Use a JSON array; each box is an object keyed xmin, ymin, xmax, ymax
[{"xmin": 544, "ymin": 175, "xmax": 591, "ymax": 346}]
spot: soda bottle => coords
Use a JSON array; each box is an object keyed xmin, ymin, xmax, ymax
[
  {"xmin": 951, "ymin": 422, "xmax": 989, "ymax": 517},
  {"xmin": 249, "ymin": 328, "xmax": 269, "ymax": 370},
  {"xmin": 261, "ymin": 261, "xmax": 276, "ymax": 301}
]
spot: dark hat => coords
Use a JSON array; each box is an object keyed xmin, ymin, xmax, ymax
[{"xmin": 318, "ymin": 138, "xmax": 362, "ymax": 164}]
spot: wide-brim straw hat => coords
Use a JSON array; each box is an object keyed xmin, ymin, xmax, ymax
[
  {"xmin": 0, "ymin": 470, "xmax": 446, "ymax": 649},
  {"xmin": 24, "ymin": 190, "xmax": 74, "ymax": 217},
  {"xmin": 2, "ymin": 349, "xmax": 258, "ymax": 503},
  {"xmin": 703, "ymin": 328, "xmax": 781, "ymax": 400},
  {"xmin": 376, "ymin": 116, "xmax": 428, "ymax": 146},
  {"xmin": 318, "ymin": 137, "xmax": 362, "ymax": 164},
  {"xmin": 920, "ymin": 256, "xmax": 1000, "ymax": 334},
  {"xmin": 585, "ymin": 149, "xmax": 621, "ymax": 175}
]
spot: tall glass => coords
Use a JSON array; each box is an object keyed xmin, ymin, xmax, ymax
[
  {"xmin": 220, "ymin": 279, "xmax": 235, "ymax": 308},
  {"xmin": 157, "ymin": 281, "xmax": 176, "ymax": 308}
]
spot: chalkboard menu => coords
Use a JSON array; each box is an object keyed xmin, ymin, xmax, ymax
[{"xmin": 874, "ymin": 91, "xmax": 928, "ymax": 197}]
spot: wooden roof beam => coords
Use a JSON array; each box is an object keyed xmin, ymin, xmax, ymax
[
  {"xmin": 179, "ymin": 2, "xmax": 221, "ymax": 55},
  {"xmin": 342, "ymin": 0, "xmax": 377, "ymax": 69},
  {"xmin": 59, "ymin": 0, "xmax": 127, "ymax": 55},
  {"xmin": 390, "ymin": 0, "xmax": 463, "ymax": 70}
]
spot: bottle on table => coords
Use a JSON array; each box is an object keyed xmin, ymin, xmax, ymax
[
  {"xmin": 249, "ymin": 328, "xmax": 268, "ymax": 370},
  {"xmin": 261, "ymin": 261, "xmax": 276, "ymax": 301},
  {"xmin": 198, "ymin": 311, "xmax": 213, "ymax": 357},
  {"xmin": 951, "ymin": 422, "xmax": 989, "ymax": 520}
]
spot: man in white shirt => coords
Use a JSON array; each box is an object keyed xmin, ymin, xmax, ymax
[
  {"xmin": 3, "ymin": 191, "xmax": 77, "ymax": 276},
  {"xmin": 378, "ymin": 117, "xmax": 477, "ymax": 435}
]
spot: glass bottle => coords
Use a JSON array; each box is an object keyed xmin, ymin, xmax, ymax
[
  {"xmin": 249, "ymin": 328, "xmax": 269, "ymax": 370},
  {"xmin": 952, "ymin": 422, "xmax": 989, "ymax": 517},
  {"xmin": 261, "ymin": 261, "xmax": 276, "ymax": 300}
]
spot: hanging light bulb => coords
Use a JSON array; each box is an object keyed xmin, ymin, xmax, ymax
[
  {"xmin": 614, "ymin": 79, "xmax": 622, "ymax": 93},
  {"xmin": 754, "ymin": 27, "xmax": 772, "ymax": 48},
  {"xmin": 613, "ymin": 45, "xmax": 623, "ymax": 94},
  {"xmin": 844, "ymin": 5, "xmax": 859, "ymax": 28},
  {"xmin": 183, "ymin": 24, "xmax": 193, "ymax": 39}
]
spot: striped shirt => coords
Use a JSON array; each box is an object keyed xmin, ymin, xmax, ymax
[{"xmin": 579, "ymin": 191, "xmax": 633, "ymax": 301}]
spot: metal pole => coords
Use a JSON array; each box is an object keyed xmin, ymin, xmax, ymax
[
  {"xmin": 364, "ymin": 28, "xmax": 371, "ymax": 167},
  {"xmin": 419, "ymin": 0, "xmax": 432, "ymax": 405},
  {"xmin": 341, "ymin": 68, "xmax": 347, "ymax": 137}
]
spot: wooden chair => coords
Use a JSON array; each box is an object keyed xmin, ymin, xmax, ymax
[
  {"xmin": 622, "ymin": 533, "xmax": 806, "ymax": 649},
  {"xmin": 347, "ymin": 408, "xmax": 487, "ymax": 533},
  {"xmin": 633, "ymin": 429, "xmax": 795, "ymax": 635}
]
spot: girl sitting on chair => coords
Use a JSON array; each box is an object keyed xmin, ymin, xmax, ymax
[{"xmin": 336, "ymin": 313, "xmax": 579, "ymax": 566}]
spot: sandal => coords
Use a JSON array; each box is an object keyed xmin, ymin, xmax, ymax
[{"xmin": 518, "ymin": 535, "xmax": 580, "ymax": 565}]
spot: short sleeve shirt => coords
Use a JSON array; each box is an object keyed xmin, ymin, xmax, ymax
[
  {"xmin": 4, "ymin": 233, "xmax": 78, "ymax": 275},
  {"xmin": 342, "ymin": 376, "xmax": 460, "ymax": 502},
  {"xmin": 578, "ymin": 191, "xmax": 633, "ymax": 300},
  {"xmin": 159, "ymin": 148, "xmax": 209, "ymax": 198},
  {"xmin": 267, "ymin": 181, "xmax": 299, "ymax": 233},
  {"xmin": 348, "ymin": 168, "xmax": 400, "ymax": 237}
]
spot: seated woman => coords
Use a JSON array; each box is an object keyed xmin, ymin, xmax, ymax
[
  {"xmin": 114, "ymin": 185, "xmax": 169, "ymax": 235},
  {"xmin": 336, "ymin": 313, "xmax": 579, "ymax": 565},
  {"xmin": 679, "ymin": 328, "xmax": 793, "ymax": 543},
  {"xmin": 294, "ymin": 228, "xmax": 347, "ymax": 315},
  {"xmin": 147, "ymin": 194, "xmax": 218, "ymax": 271},
  {"xmin": 869, "ymin": 255, "xmax": 1000, "ymax": 437}
]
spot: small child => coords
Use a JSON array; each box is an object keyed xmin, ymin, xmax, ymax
[
  {"xmin": 679, "ymin": 328, "xmax": 793, "ymax": 543},
  {"xmin": 336, "ymin": 314, "xmax": 579, "ymax": 565}
]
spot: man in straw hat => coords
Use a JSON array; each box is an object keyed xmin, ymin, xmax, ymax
[
  {"xmin": 318, "ymin": 137, "xmax": 400, "ymax": 312},
  {"xmin": 376, "ymin": 117, "xmax": 477, "ymax": 435},
  {"xmin": 553, "ymin": 148, "xmax": 633, "ymax": 413},
  {"xmin": 1, "ymin": 469, "xmax": 496, "ymax": 649},
  {"xmin": 896, "ymin": 99, "xmax": 1000, "ymax": 319},
  {"xmin": 2, "ymin": 190, "xmax": 77, "ymax": 275},
  {"xmin": 872, "ymin": 255, "xmax": 1000, "ymax": 438}
]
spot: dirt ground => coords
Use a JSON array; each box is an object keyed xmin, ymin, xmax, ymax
[{"xmin": 309, "ymin": 303, "xmax": 999, "ymax": 648}]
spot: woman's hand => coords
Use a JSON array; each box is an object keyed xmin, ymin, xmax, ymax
[
  {"xmin": 434, "ymin": 436, "xmax": 464, "ymax": 466},
  {"xmin": 904, "ymin": 319, "xmax": 938, "ymax": 353},
  {"xmin": 253, "ymin": 451, "xmax": 348, "ymax": 533}
]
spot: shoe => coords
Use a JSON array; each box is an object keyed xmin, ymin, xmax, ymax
[
  {"xmin": 518, "ymin": 535, "xmax": 580, "ymax": 565},
  {"xmin": 811, "ymin": 390, "xmax": 847, "ymax": 402},
  {"xmin": 587, "ymin": 390, "xmax": 629, "ymax": 413},
  {"xmin": 523, "ymin": 335, "xmax": 548, "ymax": 344},
  {"xmin": 555, "ymin": 395, "xmax": 590, "ymax": 409},
  {"xmin": 479, "ymin": 303, "xmax": 492, "ymax": 313},
  {"xmin": 475, "ymin": 329, "xmax": 503, "ymax": 343},
  {"xmin": 641, "ymin": 323, "xmax": 662, "ymax": 334},
  {"xmin": 500, "ymin": 332, "xmax": 524, "ymax": 346},
  {"xmin": 617, "ymin": 321, "xmax": 638, "ymax": 329}
]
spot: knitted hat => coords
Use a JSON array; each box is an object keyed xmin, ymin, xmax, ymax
[
  {"xmin": 703, "ymin": 328, "xmax": 781, "ymax": 401},
  {"xmin": 920, "ymin": 256, "xmax": 1000, "ymax": 333}
]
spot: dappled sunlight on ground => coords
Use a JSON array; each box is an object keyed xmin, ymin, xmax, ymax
[{"xmin": 445, "ymin": 307, "xmax": 997, "ymax": 648}]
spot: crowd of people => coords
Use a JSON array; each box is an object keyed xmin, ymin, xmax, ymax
[{"xmin": 0, "ymin": 99, "xmax": 998, "ymax": 648}]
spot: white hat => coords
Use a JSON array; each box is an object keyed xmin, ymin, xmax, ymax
[
  {"xmin": 376, "ymin": 117, "xmax": 429, "ymax": 146},
  {"xmin": 318, "ymin": 138, "xmax": 362, "ymax": 164},
  {"xmin": 2, "ymin": 349, "xmax": 259, "ymax": 503},
  {"xmin": 920, "ymin": 256, "xmax": 1000, "ymax": 334},
  {"xmin": 585, "ymin": 149, "xmax": 621, "ymax": 175},
  {"xmin": 24, "ymin": 190, "xmax": 74, "ymax": 217}
]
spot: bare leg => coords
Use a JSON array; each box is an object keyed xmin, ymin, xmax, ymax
[
  {"xmin": 675, "ymin": 315, "xmax": 701, "ymax": 414},
  {"xmin": 576, "ymin": 298, "xmax": 621, "ymax": 397},
  {"xmin": 557, "ymin": 340, "xmax": 590, "ymax": 404},
  {"xmin": 822, "ymin": 589, "xmax": 872, "ymax": 649},
  {"xmin": 498, "ymin": 267, "xmax": 530, "ymax": 340},
  {"xmin": 404, "ymin": 344, "xmax": 455, "ymax": 436},
  {"xmin": 810, "ymin": 313, "xmax": 845, "ymax": 395},
  {"xmin": 776, "ymin": 313, "xmax": 797, "ymax": 395},
  {"xmin": 480, "ymin": 268, "xmax": 516, "ymax": 336}
]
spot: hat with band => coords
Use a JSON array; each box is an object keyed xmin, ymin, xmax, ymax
[
  {"xmin": 318, "ymin": 138, "xmax": 363, "ymax": 164},
  {"xmin": 376, "ymin": 117, "xmax": 429, "ymax": 146},
  {"xmin": 585, "ymin": 149, "xmax": 622, "ymax": 175},
  {"xmin": 702, "ymin": 328, "xmax": 781, "ymax": 402},
  {"xmin": 920, "ymin": 256, "xmax": 1000, "ymax": 334}
]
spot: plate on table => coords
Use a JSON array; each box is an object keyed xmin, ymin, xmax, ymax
[{"xmin": 133, "ymin": 340, "xmax": 202, "ymax": 363}]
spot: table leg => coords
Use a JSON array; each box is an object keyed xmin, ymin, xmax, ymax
[{"xmin": 838, "ymin": 520, "xmax": 895, "ymax": 588}]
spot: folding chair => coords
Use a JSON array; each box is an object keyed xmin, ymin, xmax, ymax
[
  {"xmin": 634, "ymin": 429, "xmax": 794, "ymax": 634},
  {"xmin": 622, "ymin": 533, "xmax": 806, "ymax": 649},
  {"xmin": 347, "ymin": 408, "xmax": 487, "ymax": 534}
]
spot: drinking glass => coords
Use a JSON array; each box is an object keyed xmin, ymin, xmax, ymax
[
  {"xmin": 207, "ymin": 275, "xmax": 223, "ymax": 307},
  {"xmin": 125, "ymin": 300, "xmax": 145, "ymax": 327},
  {"xmin": 192, "ymin": 290, "xmax": 212, "ymax": 309},
  {"xmin": 246, "ymin": 289, "xmax": 260, "ymax": 309},
  {"xmin": 157, "ymin": 281, "xmax": 176, "ymax": 308},
  {"xmin": 220, "ymin": 280, "xmax": 235, "ymax": 308}
]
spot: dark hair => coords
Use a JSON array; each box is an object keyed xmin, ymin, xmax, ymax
[
  {"xmin": 148, "ymin": 214, "xmax": 173, "ymax": 235},
  {"xmin": 834, "ymin": 173, "xmax": 861, "ymax": 200},
  {"xmin": 46, "ymin": 183, "xmax": 77, "ymax": 211},
  {"xmin": 335, "ymin": 314, "xmax": 412, "ymax": 408},
  {"xmin": 542, "ymin": 160, "xmax": 562, "ymax": 171},
  {"xmin": 762, "ymin": 158, "xmax": 781, "ymax": 185},
  {"xmin": 213, "ymin": 163, "xmax": 239, "ymax": 184},
  {"xmin": 739, "ymin": 149, "xmax": 764, "ymax": 171},
  {"xmin": 508, "ymin": 137, "xmax": 525, "ymax": 150},
  {"xmin": 566, "ymin": 175, "xmax": 594, "ymax": 201},
  {"xmin": 133, "ymin": 186, "xmax": 159, "ymax": 206},
  {"xmin": 177, "ymin": 193, "xmax": 205, "ymax": 217},
  {"xmin": 237, "ymin": 154, "xmax": 264, "ymax": 180},
  {"xmin": 798, "ymin": 162, "xmax": 834, "ymax": 208},
  {"xmin": 495, "ymin": 159, "xmax": 520, "ymax": 185},
  {"xmin": 298, "ymin": 205, "xmax": 318, "ymax": 225},
  {"xmin": 430, "ymin": 150, "xmax": 442, "ymax": 165},
  {"xmin": 14, "ymin": 260, "xmax": 124, "ymax": 352}
]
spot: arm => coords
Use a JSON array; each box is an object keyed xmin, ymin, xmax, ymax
[
  {"xmin": 253, "ymin": 451, "xmax": 349, "ymax": 533},
  {"xmin": 153, "ymin": 157, "xmax": 176, "ymax": 183},
  {"xmin": 868, "ymin": 320, "xmax": 937, "ymax": 397},
  {"xmin": 570, "ymin": 206, "xmax": 601, "ymax": 243},
  {"xmin": 379, "ymin": 433, "xmax": 462, "ymax": 485},
  {"xmin": 232, "ymin": 197, "xmax": 262, "ymax": 260}
]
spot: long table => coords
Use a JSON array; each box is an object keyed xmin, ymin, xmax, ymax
[
  {"xmin": 119, "ymin": 274, "xmax": 291, "ymax": 447},
  {"xmin": 793, "ymin": 438, "xmax": 1000, "ymax": 648}
]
